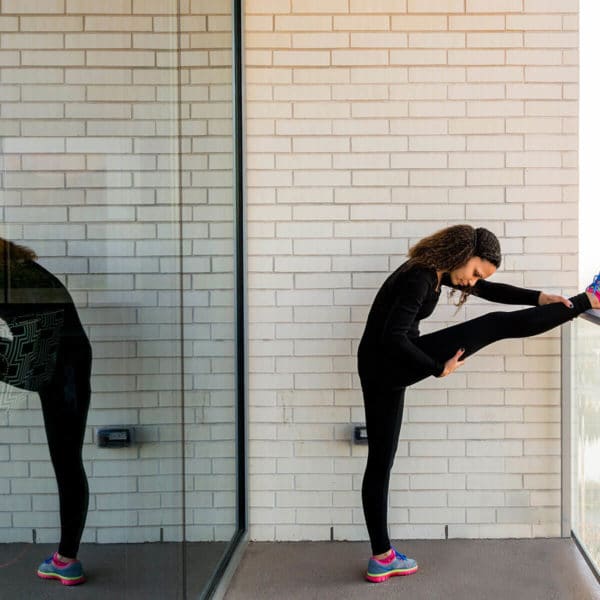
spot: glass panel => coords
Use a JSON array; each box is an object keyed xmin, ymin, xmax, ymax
[
  {"xmin": 576, "ymin": 0, "xmax": 600, "ymax": 580},
  {"xmin": 0, "ymin": 2, "xmax": 185, "ymax": 596},
  {"xmin": 182, "ymin": 1, "xmax": 238, "ymax": 596},
  {"xmin": 0, "ymin": 1, "xmax": 241, "ymax": 597},
  {"xmin": 571, "ymin": 315, "xmax": 600, "ymax": 571}
]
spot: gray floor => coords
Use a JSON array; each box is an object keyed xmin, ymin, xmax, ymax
[
  {"xmin": 0, "ymin": 541, "xmax": 226, "ymax": 600},
  {"xmin": 3, "ymin": 538, "xmax": 600, "ymax": 599},
  {"xmin": 224, "ymin": 539, "xmax": 600, "ymax": 600}
]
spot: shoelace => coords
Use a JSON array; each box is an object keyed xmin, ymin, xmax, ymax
[
  {"xmin": 392, "ymin": 547, "xmax": 407, "ymax": 560},
  {"xmin": 591, "ymin": 274, "xmax": 600, "ymax": 294}
]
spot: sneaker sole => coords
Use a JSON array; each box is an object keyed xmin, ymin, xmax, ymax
[
  {"xmin": 365, "ymin": 565, "xmax": 419, "ymax": 583},
  {"xmin": 37, "ymin": 570, "xmax": 86, "ymax": 586}
]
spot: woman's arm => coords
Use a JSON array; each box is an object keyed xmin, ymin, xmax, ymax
[
  {"xmin": 440, "ymin": 272, "xmax": 541, "ymax": 305},
  {"xmin": 469, "ymin": 278, "xmax": 541, "ymax": 305},
  {"xmin": 471, "ymin": 279, "xmax": 573, "ymax": 308}
]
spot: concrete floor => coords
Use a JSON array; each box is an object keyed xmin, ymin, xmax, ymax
[
  {"xmin": 0, "ymin": 541, "xmax": 226, "ymax": 600},
  {"xmin": 2, "ymin": 538, "xmax": 599, "ymax": 599},
  {"xmin": 224, "ymin": 539, "xmax": 600, "ymax": 600}
]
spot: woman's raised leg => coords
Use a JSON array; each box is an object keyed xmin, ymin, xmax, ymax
[{"xmin": 414, "ymin": 292, "xmax": 591, "ymax": 371}]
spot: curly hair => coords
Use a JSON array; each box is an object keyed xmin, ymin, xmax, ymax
[{"xmin": 406, "ymin": 224, "xmax": 502, "ymax": 306}]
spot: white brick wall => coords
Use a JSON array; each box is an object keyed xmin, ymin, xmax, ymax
[
  {"xmin": 0, "ymin": 1, "xmax": 236, "ymax": 544},
  {"xmin": 245, "ymin": 1, "xmax": 578, "ymax": 541},
  {"xmin": 0, "ymin": 0, "xmax": 581, "ymax": 547}
]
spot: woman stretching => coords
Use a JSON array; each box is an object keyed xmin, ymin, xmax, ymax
[
  {"xmin": 1, "ymin": 238, "xmax": 91, "ymax": 586},
  {"xmin": 357, "ymin": 224, "xmax": 600, "ymax": 583}
]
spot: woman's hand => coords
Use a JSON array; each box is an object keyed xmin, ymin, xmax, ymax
[
  {"xmin": 538, "ymin": 292, "xmax": 573, "ymax": 308},
  {"xmin": 438, "ymin": 348, "xmax": 466, "ymax": 377}
]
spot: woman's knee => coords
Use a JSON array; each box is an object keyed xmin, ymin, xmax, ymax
[{"xmin": 365, "ymin": 441, "xmax": 398, "ymax": 474}]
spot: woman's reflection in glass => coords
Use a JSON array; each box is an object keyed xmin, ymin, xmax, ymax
[{"xmin": 1, "ymin": 238, "xmax": 91, "ymax": 586}]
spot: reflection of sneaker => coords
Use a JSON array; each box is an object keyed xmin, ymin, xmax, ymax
[
  {"xmin": 37, "ymin": 553, "xmax": 86, "ymax": 586},
  {"xmin": 365, "ymin": 547, "xmax": 418, "ymax": 583},
  {"xmin": 585, "ymin": 272, "xmax": 600, "ymax": 317}
]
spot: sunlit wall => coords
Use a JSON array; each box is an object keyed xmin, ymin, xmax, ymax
[{"xmin": 580, "ymin": 1, "xmax": 599, "ymax": 288}]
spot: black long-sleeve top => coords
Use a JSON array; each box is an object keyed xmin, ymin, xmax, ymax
[
  {"xmin": 1, "ymin": 259, "xmax": 91, "ymax": 392},
  {"xmin": 1, "ymin": 259, "xmax": 89, "ymax": 354},
  {"xmin": 357, "ymin": 261, "xmax": 541, "ymax": 387}
]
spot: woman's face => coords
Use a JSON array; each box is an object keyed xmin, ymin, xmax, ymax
[{"xmin": 448, "ymin": 257, "xmax": 497, "ymax": 288}]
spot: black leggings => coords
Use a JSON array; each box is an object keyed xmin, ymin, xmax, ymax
[
  {"xmin": 40, "ymin": 333, "xmax": 92, "ymax": 558},
  {"xmin": 361, "ymin": 293, "xmax": 591, "ymax": 555},
  {"xmin": 2, "ymin": 308, "xmax": 91, "ymax": 558}
]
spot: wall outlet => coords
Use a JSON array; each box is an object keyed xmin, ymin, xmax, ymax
[
  {"xmin": 353, "ymin": 424, "xmax": 368, "ymax": 444},
  {"xmin": 97, "ymin": 426, "xmax": 135, "ymax": 448}
]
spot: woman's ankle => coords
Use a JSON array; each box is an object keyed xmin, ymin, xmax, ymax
[
  {"xmin": 55, "ymin": 553, "xmax": 77, "ymax": 564},
  {"xmin": 586, "ymin": 291, "xmax": 600, "ymax": 309},
  {"xmin": 374, "ymin": 548, "xmax": 393, "ymax": 560}
]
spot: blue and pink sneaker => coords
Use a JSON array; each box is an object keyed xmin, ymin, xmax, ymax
[
  {"xmin": 586, "ymin": 272, "xmax": 600, "ymax": 317},
  {"xmin": 37, "ymin": 552, "xmax": 86, "ymax": 586},
  {"xmin": 365, "ymin": 546, "xmax": 418, "ymax": 583}
]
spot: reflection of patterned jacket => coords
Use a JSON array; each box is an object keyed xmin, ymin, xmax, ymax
[{"xmin": 1, "ymin": 259, "xmax": 90, "ymax": 393}]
